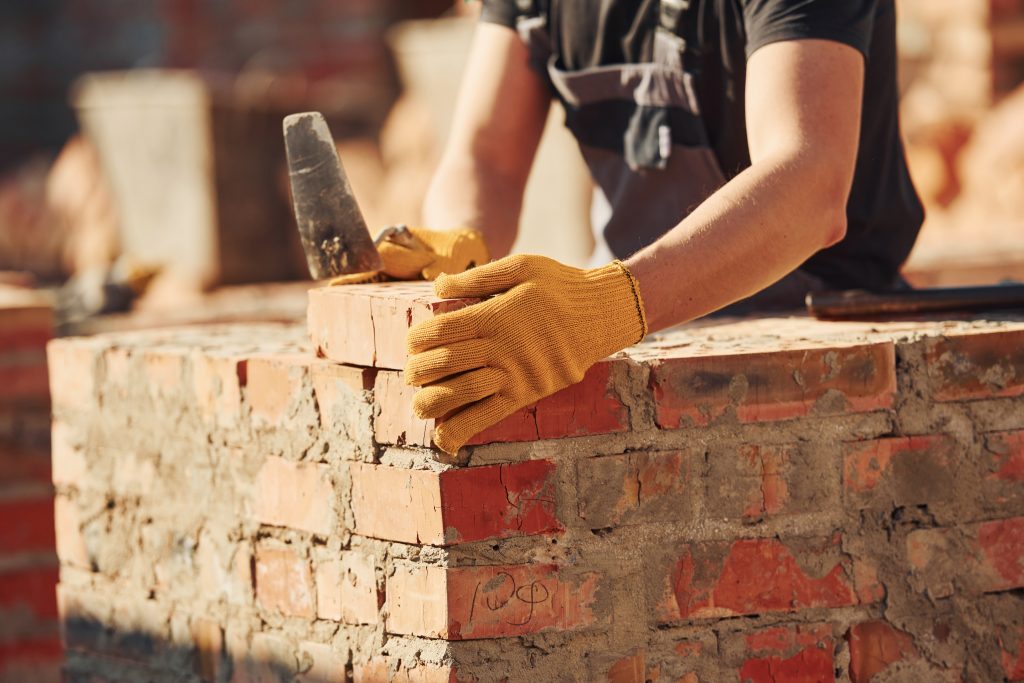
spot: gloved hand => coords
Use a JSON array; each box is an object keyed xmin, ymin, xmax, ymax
[
  {"xmin": 330, "ymin": 226, "xmax": 489, "ymax": 285},
  {"xmin": 404, "ymin": 254, "xmax": 648, "ymax": 455}
]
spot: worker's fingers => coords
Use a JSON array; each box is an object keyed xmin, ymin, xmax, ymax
[
  {"xmin": 412, "ymin": 367, "xmax": 505, "ymax": 420},
  {"xmin": 407, "ymin": 305, "xmax": 480, "ymax": 355},
  {"xmin": 432, "ymin": 393, "xmax": 516, "ymax": 455},
  {"xmin": 405, "ymin": 337, "xmax": 493, "ymax": 387},
  {"xmin": 434, "ymin": 254, "xmax": 540, "ymax": 299}
]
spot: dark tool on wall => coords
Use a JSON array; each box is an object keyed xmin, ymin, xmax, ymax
[
  {"xmin": 283, "ymin": 112, "xmax": 382, "ymax": 279},
  {"xmin": 807, "ymin": 283, "xmax": 1024, "ymax": 320}
]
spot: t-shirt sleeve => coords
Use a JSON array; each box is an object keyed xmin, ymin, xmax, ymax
[
  {"xmin": 480, "ymin": 0, "xmax": 519, "ymax": 29},
  {"xmin": 742, "ymin": 0, "xmax": 878, "ymax": 59}
]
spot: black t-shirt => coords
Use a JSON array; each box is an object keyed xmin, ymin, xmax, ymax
[{"xmin": 481, "ymin": 0, "xmax": 924, "ymax": 290}]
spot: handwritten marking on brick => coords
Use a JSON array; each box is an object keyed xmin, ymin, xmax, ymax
[
  {"xmin": 649, "ymin": 342, "xmax": 896, "ymax": 429},
  {"xmin": 386, "ymin": 562, "xmax": 598, "ymax": 639}
]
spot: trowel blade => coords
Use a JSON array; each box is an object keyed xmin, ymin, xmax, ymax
[{"xmin": 284, "ymin": 112, "xmax": 382, "ymax": 279}]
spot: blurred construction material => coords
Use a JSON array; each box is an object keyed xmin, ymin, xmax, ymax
[
  {"xmin": 74, "ymin": 70, "xmax": 321, "ymax": 289},
  {"xmin": 898, "ymin": 0, "xmax": 1024, "ymax": 287}
]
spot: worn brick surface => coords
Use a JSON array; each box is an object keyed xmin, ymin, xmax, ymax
[
  {"xmin": 649, "ymin": 341, "xmax": 896, "ymax": 429},
  {"xmin": 925, "ymin": 328, "xmax": 1024, "ymax": 401},
  {"xmin": 255, "ymin": 543, "xmax": 316, "ymax": 619},
  {"xmin": 907, "ymin": 516, "xmax": 1024, "ymax": 596},
  {"xmin": 315, "ymin": 551, "xmax": 380, "ymax": 625},
  {"xmin": 847, "ymin": 620, "xmax": 919, "ymax": 683},
  {"xmin": 658, "ymin": 535, "xmax": 879, "ymax": 621},
  {"xmin": 351, "ymin": 461, "xmax": 561, "ymax": 545},
  {"xmin": 255, "ymin": 457, "xmax": 336, "ymax": 536},
  {"xmin": 578, "ymin": 449, "xmax": 697, "ymax": 528},
  {"xmin": 737, "ymin": 624, "xmax": 835, "ymax": 683},
  {"xmin": 843, "ymin": 435, "xmax": 956, "ymax": 508}
]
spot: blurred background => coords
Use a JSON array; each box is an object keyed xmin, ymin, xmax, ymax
[{"xmin": 1, "ymin": 0, "xmax": 1023, "ymax": 331}]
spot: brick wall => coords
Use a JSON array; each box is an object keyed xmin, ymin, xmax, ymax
[
  {"xmin": 50, "ymin": 283, "xmax": 1024, "ymax": 682},
  {"xmin": 0, "ymin": 285, "xmax": 60, "ymax": 682}
]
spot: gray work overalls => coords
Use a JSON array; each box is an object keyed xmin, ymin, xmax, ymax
[{"xmin": 515, "ymin": 0, "xmax": 830, "ymax": 312}]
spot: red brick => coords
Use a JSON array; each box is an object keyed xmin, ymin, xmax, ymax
[
  {"xmin": 386, "ymin": 562, "xmax": 599, "ymax": 639},
  {"xmin": 986, "ymin": 430, "xmax": 1024, "ymax": 483},
  {"xmin": 0, "ymin": 292, "xmax": 52, "ymax": 356},
  {"xmin": 297, "ymin": 641, "xmax": 347, "ymax": 683},
  {"xmin": 374, "ymin": 361, "xmax": 629, "ymax": 448},
  {"xmin": 658, "ymin": 535, "xmax": 878, "ymax": 622},
  {"xmin": 255, "ymin": 543, "xmax": 316, "ymax": 618},
  {"xmin": 739, "ymin": 624, "xmax": 834, "ymax": 683},
  {"xmin": 578, "ymin": 450, "xmax": 696, "ymax": 528},
  {"xmin": 0, "ymin": 443, "xmax": 51, "ymax": 487},
  {"xmin": 0, "ymin": 492, "xmax": 55, "ymax": 554},
  {"xmin": 843, "ymin": 435, "xmax": 955, "ymax": 507},
  {"xmin": 350, "ymin": 460, "xmax": 561, "ymax": 545},
  {"xmin": 1000, "ymin": 625, "xmax": 1024, "ymax": 681},
  {"xmin": 649, "ymin": 341, "xmax": 896, "ymax": 429},
  {"xmin": 191, "ymin": 617, "xmax": 224, "ymax": 683},
  {"xmin": 307, "ymin": 282, "xmax": 477, "ymax": 369},
  {"xmin": 255, "ymin": 457, "xmax": 336, "ymax": 536},
  {"xmin": 247, "ymin": 353, "xmax": 311, "ymax": 426},
  {"xmin": 354, "ymin": 658, "xmax": 462, "ymax": 683},
  {"xmin": 925, "ymin": 328, "xmax": 1024, "ymax": 401},
  {"xmin": 0, "ymin": 637, "xmax": 63, "ymax": 680},
  {"xmin": 0, "ymin": 565, "xmax": 59, "ymax": 621},
  {"xmin": 847, "ymin": 620, "xmax": 919, "ymax": 683},
  {"xmin": 704, "ymin": 443, "xmax": 831, "ymax": 522},
  {"xmin": 192, "ymin": 352, "xmax": 247, "ymax": 425},
  {"xmin": 0, "ymin": 360, "xmax": 49, "ymax": 406},
  {"xmin": 907, "ymin": 517, "xmax": 1024, "ymax": 595},
  {"xmin": 310, "ymin": 361, "xmax": 375, "ymax": 435},
  {"xmin": 316, "ymin": 552, "xmax": 380, "ymax": 624},
  {"xmin": 142, "ymin": 348, "xmax": 187, "ymax": 398},
  {"xmin": 605, "ymin": 650, "xmax": 646, "ymax": 683}
]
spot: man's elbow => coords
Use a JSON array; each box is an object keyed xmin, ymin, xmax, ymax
[
  {"xmin": 812, "ymin": 164, "xmax": 851, "ymax": 249},
  {"xmin": 821, "ymin": 206, "xmax": 847, "ymax": 248}
]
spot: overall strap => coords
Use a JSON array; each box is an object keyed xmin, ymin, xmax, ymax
[
  {"xmin": 654, "ymin": 0, "xmax": 690, "ymax": 69},
  {"xmin": 514, "ymin": 0, "xmax": 553, "ymax": 69}
]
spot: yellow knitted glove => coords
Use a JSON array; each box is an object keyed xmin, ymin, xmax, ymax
[
  {"xmin": 404, "ymin": 254, "xmax": 648, "ymax": 455},
  {"xmin": 330, "ymin": 227, "xmax": 489, "ymax": 285}
]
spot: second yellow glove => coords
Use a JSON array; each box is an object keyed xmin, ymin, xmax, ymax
[
  {"xmin": 331, "ymin": 227, "xmax": 489, "ymax": 285},
  {"xmin": 403, "ymin": 254, "xmax": 649, "ymax": 455}
]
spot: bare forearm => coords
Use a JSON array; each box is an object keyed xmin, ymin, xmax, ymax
[
  {"xmin": 626, "ymin": 154, "xmax": 847, "ymax": 331},
  {"xmin": 627, "ymin": 39, "xmax": 863, "ymax": 332},
  {"xmin": 420, "ymin": 22, "xmax": 549, "ymax": 259},
  {"xmin": 422, "ymin": 156, "xmax": 526, "ymax": 259}
]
